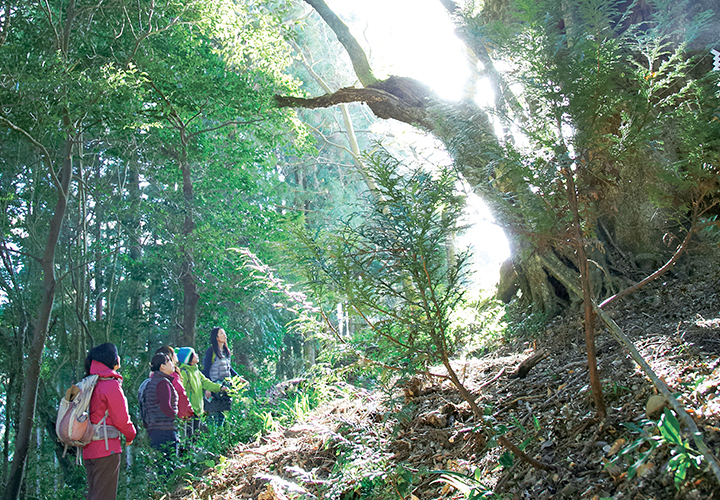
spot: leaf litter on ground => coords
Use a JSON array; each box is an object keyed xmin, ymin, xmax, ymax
[{"xmin": 170, "ymin": 253, "xmax": 720, "ymax": 500}]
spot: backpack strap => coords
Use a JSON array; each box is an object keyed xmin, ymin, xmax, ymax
[
  {"xmin": 98, "ymin": 411, "xmax": 110, "ymax": 450},
  {"xmin": 92, "ymin": 377, "xmax": 121, "ymax": 450}
]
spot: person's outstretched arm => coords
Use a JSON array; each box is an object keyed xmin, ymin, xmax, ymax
[{"xmin": 199, "ymin": 371, "xmax": 223, "ymax": 393}]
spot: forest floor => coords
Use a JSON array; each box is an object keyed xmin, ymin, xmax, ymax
[{"xmin": 170, "ymin": 250, "xmax": 720, "ymax": 500}]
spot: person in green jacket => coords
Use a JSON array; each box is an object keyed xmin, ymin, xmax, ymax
[{"xmin": 176, "ymin": 347, "xmax": 225, "ymax": 436}]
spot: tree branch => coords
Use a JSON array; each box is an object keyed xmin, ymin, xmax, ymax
[
  {"xmin": 596, "ymin": 307, "xmax": 720, "ymax": 485},
  {"xmin": 276, "ymin": 82, "xmax": 434, "ymax": 129},
  {"xmin": 598, "ymin": 224, "xmax": 696, "ymax": 309},
  {"xmin": 290, "ymin": 39, "xmax": 384, "ymax": 199},
  {"xmin": 0, "ymin": 115, "xmax": 61, "ymax": 190},
  {"xmin": 303, "ymin": 0, "xmax": 377, "ymax": 86}
]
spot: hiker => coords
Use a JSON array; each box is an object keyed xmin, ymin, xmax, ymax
[
  {"xmin": 177, "ymin": 346, "xmax": 227, "ymax": 436},
  {"xmin": 144, "ymin": 352, "xmax": 179, "ymax": 458},
  {"xmin": 83, "ymin": 343, "xmax": 137, "ymax": 500},
  {"xmin": 154, "ymin": 345, "xmax": 193, "ymax": 420},
  {"xmin": 202, "ymin": 327, "xmax": 241, "ymax": 425}
]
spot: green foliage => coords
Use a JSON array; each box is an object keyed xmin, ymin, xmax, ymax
[
  {"xmin": 502, "ymin": 302, "xmax": 552, "ymax": 339},
  {"xmin": 603, "ymin": 381, "xmax": 632, "ymax": 403},
  {"xmin": 0, "ymin": 0, "xmax": 314, "ymax": 495},
  {"xmin": 454, "ymin": 0, "xmax": 720, "ymax": 271},
  {"xmin": 297, "ymin": 147, "xmax": 473, "ymax": 375},
  {"xmin": 607, "ymin": 408, "xmax": 704, "ymax": 488}
]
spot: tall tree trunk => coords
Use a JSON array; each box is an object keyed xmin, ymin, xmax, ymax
[
  {"xmin": 76, "ymin": 141, "xmax": 91, "ymax": 342},
  {"xmin": 4, "ymin": 137, "xmax": 73, "ymax": 500},
  {"xmin": 128, "ymin": 161, "xmax": 143, "ymax": 316},
  {"xmin": 94, "ymin": 159, "xmax": 104, "ymax": 325},
  {"xmin": 0, "ymin": 227, "xmax": 30, "ymax": 486},
  {"xmin": 2, "ymin": 373, "xmax": 14, "ymax": 484},
  {"xmin": 179, "ymin": 152, "xmax": 198, "ymax": 347}
]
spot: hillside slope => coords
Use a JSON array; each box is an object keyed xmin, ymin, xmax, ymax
[{"xmin": 170, "ymin": 251, "xmax": 720, "ymax": 500}]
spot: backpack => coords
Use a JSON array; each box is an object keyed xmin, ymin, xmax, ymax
[
  {"xmin": 137, "ymin": 377, "xmax": 151, "ymax": 428},
  {"xmin": 56, "ymin": 374, "xmax": 121, "ymax": 463}
]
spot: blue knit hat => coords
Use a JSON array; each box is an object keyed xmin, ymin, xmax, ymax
[{"xmin": 177, "ymin": 347, "xmax": 196, "ymax": 365}]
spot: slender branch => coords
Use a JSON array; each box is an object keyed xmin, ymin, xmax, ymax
[
  {"xmin": 305, "ymin": 122, "xmax": 355, "ymax": 157},
  {"xmin": 184, "ymin": 100, "xmax": 208, "ymax": 128},
  {"xmin": 0, "ymin": 241, "xmax": 42, "ymax": 264},
  {"xmin": 563, "ymin": 165, "xmax": 606, "ymax": 418},
  {"xmin": 40, "ymin": 0, "xmax": 61, "ymax": 51},
  {"xmin": 289, "ymin": 37, "xmax": 383, "ymax": 197},
  {"xmin": 123, "ymin": 0, "xmax": 200, "ymax": 68},
  {"xmin": 419, "ymin": 253, "xmax": 453, "ymax": 361},
  {"xmin": 600, "ymin": 201, "xmax": 702, "ymax": 310},
  {"xmin": 498, "ymin": 435, "xmax": 554, "ymax": 471},
  {"xmin": 303, "ymin": 0, "xmax": 377, "ymax": 86},
  {"xmin": 478, "ymin": 366, "xmax": 506, "ymax": 389},
  {"xmin": 55, "ymin": 247, "xmax": 119, "ymax": 286},
  {"xmin": 0, "ymin": 115, "xmax": 61, "ymax": 190},
  {"xmin": 599, "ymin": 224, "xmax": 696, "ymax": 309}
]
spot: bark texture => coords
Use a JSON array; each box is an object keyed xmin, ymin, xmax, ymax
[{"xmin": 4, "ymin": 137, "xmax": 73, "ymax": 500}]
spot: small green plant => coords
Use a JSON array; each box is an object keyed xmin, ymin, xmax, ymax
[
  {"xmin": 503, "ymin": 304, "xmax": 552, "ymax": 339},
  {"xmin": 482, "ymin": 411, "xmax": 543, "ymax": 471},
  {"xmin": 296, "ymin": 147, "xmax": 472, "ymax": 376},
  {"xmin": 278, "ymin": 391, "xmax": 312, "ymax": 422},
  {"xmin": 256, "ymin": 409, "xmax": 280, "ymax": 433},
  {"xmin": 607, "ymin": 408, "xmax": 703, "ymax": 488},
  {"xmin": 603, "ymin": 381, "xmax": 632, "ymax": 402}
]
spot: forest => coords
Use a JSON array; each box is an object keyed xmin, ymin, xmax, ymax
[{"xmin": 0, "ymin": 0, "xmax": 719, "ymax": 499}]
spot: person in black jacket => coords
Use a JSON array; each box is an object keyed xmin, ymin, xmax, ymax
[{"xmin": 143, "ymin": 353, "xmax": 178, "ymax": 458}]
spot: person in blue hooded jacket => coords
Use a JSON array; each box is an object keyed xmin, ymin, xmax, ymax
[{"xmin": 177, "ymin": 346, "xmax": 225, "ymax": 436}]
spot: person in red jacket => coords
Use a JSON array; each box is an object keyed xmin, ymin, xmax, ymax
[
  {"xmin": 83, "ymin": 343, "xmax": 137, "ymax": 500},
  {"xmin": 154, "ymin": 345, "xmax": 193, "ymax": 420}
]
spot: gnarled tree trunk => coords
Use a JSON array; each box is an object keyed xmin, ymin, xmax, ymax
[{"xmin": 277, "ymin": 0, "xmax": 715, "ymax": 317}]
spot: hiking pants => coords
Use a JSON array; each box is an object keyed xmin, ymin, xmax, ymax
[
  {"xmin": 84, "ymin": 453, "xmax": 121, "ymax": 500},
  {"xmin": 148, "ymin": 429, "xmax": 178, "ymax": 458}
]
